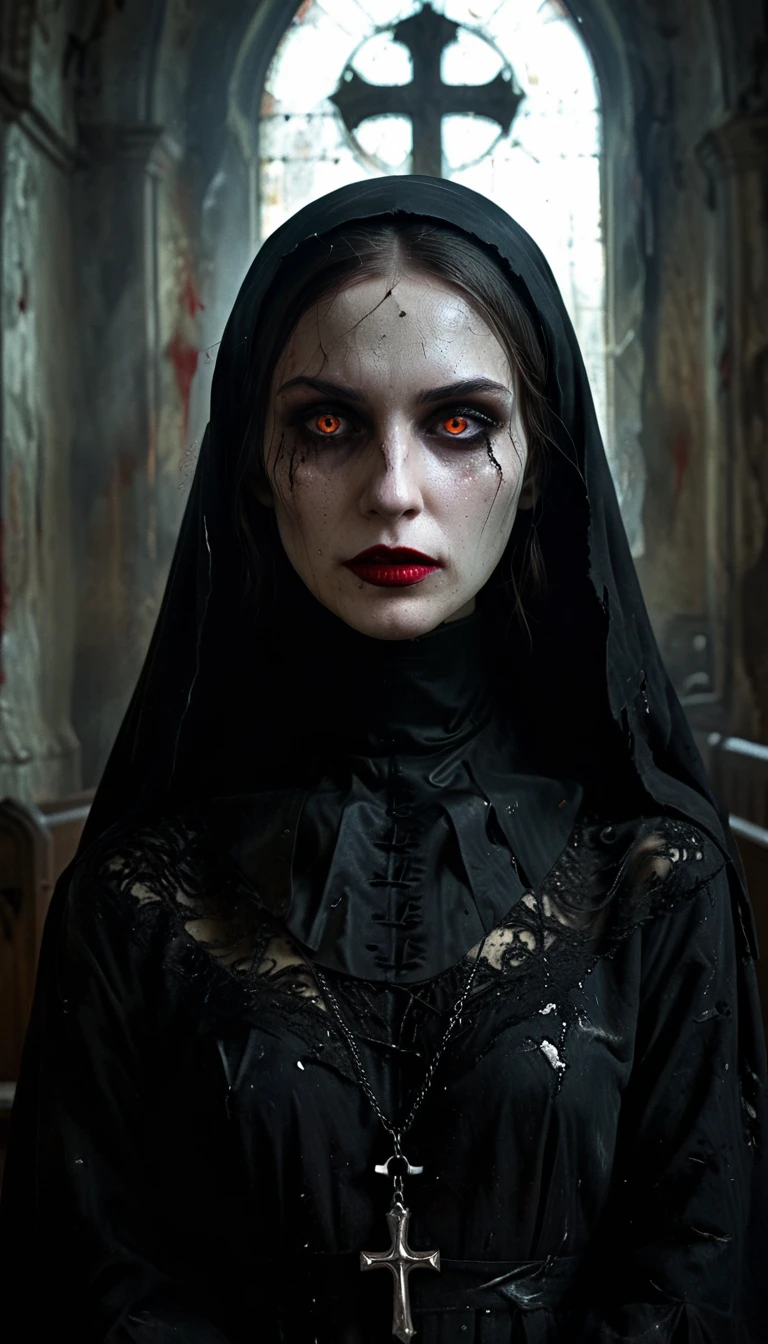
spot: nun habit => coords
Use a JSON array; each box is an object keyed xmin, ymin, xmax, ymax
[{"xmin": 0, "ymin": 177, "xmax": 766, "ymax": 1343}]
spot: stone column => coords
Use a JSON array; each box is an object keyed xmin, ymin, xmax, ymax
[
  {"xmin": 0, "ymin": 62, "xmax": 81, "ymax": 803},
  {"xmin": 698, "ymin": 113, "xmax": 768, "ymax": 741},
  {"xmin": 70, "ymin": 122, "xmax": 181, "ymax": 787}
]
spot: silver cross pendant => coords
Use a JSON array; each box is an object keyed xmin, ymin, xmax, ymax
[
  {"xmin": 361, "ymin": 1153, "xmax": 439, "ymax": 1341},
  {"xmin": 360, "ymin": 1195, "xmax": 440, "ymax": 1341}
]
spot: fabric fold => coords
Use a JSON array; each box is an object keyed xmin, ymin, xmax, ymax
[{"xmin": 205, "ymin": 739, "xmax": 581, "ymax": 983}]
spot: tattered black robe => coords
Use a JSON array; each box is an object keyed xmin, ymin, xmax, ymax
[{"xmin": 1, "ymin": 177, "xmax": 766, "ymax": 1342}]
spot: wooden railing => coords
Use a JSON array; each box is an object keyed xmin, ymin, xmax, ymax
[
  {"xmin": 0, "ymin": 790, "xmax": 95, "ymax": 1186},
  {"xmin": 704, "ymin": 734, "xmax": 768, "ymax": 831}
]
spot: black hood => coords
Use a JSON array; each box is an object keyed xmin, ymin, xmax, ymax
[{"xmin": 73, "ymin": 174, "xmax": 754, "ymax": 957}]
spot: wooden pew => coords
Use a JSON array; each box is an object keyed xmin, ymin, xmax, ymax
[
  {"xmin": 35, "ymin": 790, "xmax": 95, "ymax": 899},
  {"xmin": 704, "ymin": 735, "xmax": 768, "ymax": 830},
  {"xmin": 730, "ymin": 817, "xmax": 768, "ymax": 1028},
  {"xmin": 0, "ymin": 800, "xmax": 53, "ymax": 1085},
  {"xmin": 0, "ymin": 791, "xmax": 94, "ymax": 1186},
  {"xmin": 0, "ymin": 1082, "xmax": 14, "ymax": 1192}
]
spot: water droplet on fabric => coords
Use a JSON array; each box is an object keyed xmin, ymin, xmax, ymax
[{"xmin": 297, "ymin": 1060, "xmax": 305, "ymax": 1070}]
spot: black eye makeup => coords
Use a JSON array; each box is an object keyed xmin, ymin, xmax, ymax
[
  {"xmin": 284, "ymin": 399, "xmax": 506, "ymax": 449},
  {"xmin": 287, "ymin": 402, "xmax": 364, "ymax": 443},
  {"xmin": 431, "ymin": 405, "xmax": 502, "ymax": 445}
]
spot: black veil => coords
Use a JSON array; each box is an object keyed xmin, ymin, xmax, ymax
[
  {"xmin": 70, "ymin": 175, "xmax": 752, "ymax": 955},
  {"xmin": 3, "ymin": 174, "xmax": 767, "ymax": 1344}
]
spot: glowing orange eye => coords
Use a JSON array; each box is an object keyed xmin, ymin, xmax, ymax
[
  {"xmin": 444, "ymin": 415, "xmax": 468, "ymax": 435},
  {"xmin": 316, "ymin": 413, "xmax": 341, "ymax": 435}
]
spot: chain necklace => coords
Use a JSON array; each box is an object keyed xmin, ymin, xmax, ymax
[{"xmin": 311, "ymin": 941, "xmax": 486, "ymax": 1343}]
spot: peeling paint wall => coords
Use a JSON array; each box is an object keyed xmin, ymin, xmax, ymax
[
  {"xmin": 69, "ymin": 127, "xmax": 170, "ymax": 786},
  {"xmin": 729, "ymin": 140, "xmax": 768, "ymax": 740},
  {"xmin": 627, "ymin": 2, "xmax": 725, "ymax": 681},
  {"xmin": 69, "ymin": 1, "xmax": 207, "ymax": 786},
  {"xmin": 580, "ymin": 0, "xmax": 768, "ymax": 735},
  {"xmin": 0, "ymin": 1, "xmax": 79, "ymax": 802},
  {"xmin": 69, "ymin": 0, "xmax": 254, "ymax": 786}
]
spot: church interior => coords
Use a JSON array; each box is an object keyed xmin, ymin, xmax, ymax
[{"xmin": 0, "ymin": 0, "xmax": 767, "ymax": 1182}]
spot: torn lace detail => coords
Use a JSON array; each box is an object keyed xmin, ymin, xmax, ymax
[{"xmin": 78, "ymin": 810, "xmax": 726, "ymax": 1098}]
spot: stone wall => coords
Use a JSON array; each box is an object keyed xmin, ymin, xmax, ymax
[
  {"xmin": 69, "ymin": 0, "xmax": 205, "ymax": 786},
  {"xmin": 0, "ymin": 0, "xmax": 79, "ymax": 802},
  {"xmin": 593, "ymin": 0, "xmax": 768, "ymax": 741},
  {"xmin": 626, "ymin": 0, "xmax": 727, "ymax": 709},
  {"xmin": 69, "ymin": 0, "xmax": 255, "ymax": 787}
]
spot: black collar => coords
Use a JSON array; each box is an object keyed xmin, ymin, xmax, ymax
[
  {"xmin": 205, "ymin": 603, "xmax": 582, "ymax": 983},
  {"xmin": 274, "ymin": 603, "xmax": 497, "ymax": 758}
]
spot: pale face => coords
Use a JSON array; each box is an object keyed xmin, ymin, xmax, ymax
[{"xmin": 259, "ymin": 273, "xmax": 531, "ymax": 641}]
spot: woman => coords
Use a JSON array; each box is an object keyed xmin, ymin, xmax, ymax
[{"xmin": 1, "ymin": 176, "xmax": 765, "ymax": 1343}]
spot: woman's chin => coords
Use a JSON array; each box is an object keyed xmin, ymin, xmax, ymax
[{"xmin": 326, "ymin": 591, "xmax": 467, "ymax": 642}]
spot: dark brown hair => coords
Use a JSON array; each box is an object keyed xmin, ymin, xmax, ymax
[{"xmin": 237, "ymin": 216, "xmax": 552, "ymax": 619}]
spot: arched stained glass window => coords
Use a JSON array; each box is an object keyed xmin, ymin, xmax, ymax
[{"xmin": 260, "ymin": 0, "xmax": 607, "ymax": 454}]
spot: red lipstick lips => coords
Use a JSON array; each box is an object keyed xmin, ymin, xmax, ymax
[{"xmin": 343, "ymin": 545, "xmax": 441, "ymax": 588}]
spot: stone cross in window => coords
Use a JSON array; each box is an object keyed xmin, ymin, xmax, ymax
[{"xmin": 330, "ymin": 3, "xmax": 523, "ymax": 178}]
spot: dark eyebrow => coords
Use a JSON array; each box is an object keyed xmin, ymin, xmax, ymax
[
  {"xmin": 417, "ymin": 378, "xmax": 513, "ymax": 405},
  {"xmin": 277, "ymin": 375, "xmax": 365, "ymax": 402},
  {"xmin": 277, "ymin": 375, "xmax": 513, "ymax": 404}
]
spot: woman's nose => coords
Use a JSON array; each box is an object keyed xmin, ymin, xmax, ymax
[{"xmin": 358, "ymin": 431, "xmax": 424, "ymax": 520}]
